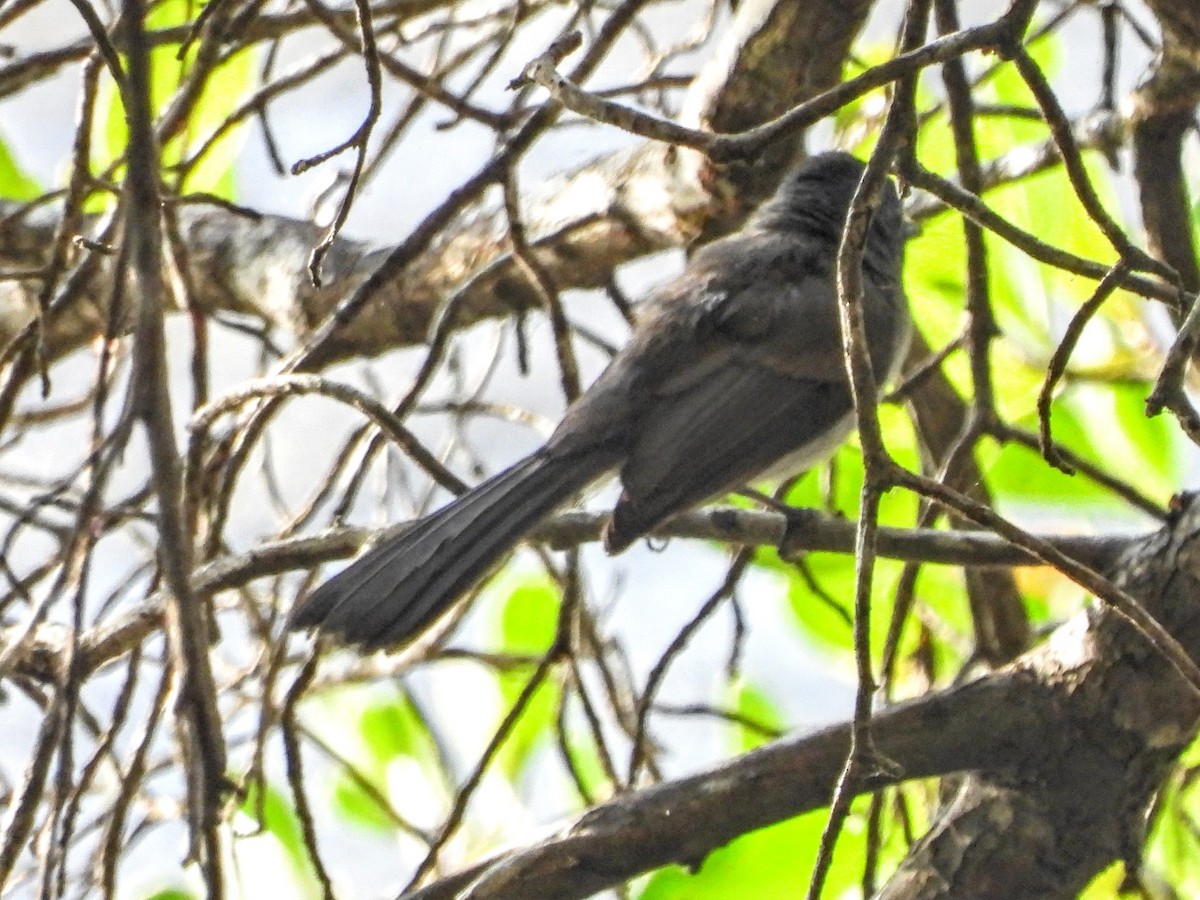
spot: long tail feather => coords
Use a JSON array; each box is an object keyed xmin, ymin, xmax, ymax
[{"xmin": 289, "ymin": 450, "xmax": 611, "ymax": 649}]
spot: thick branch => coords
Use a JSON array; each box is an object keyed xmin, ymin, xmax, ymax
[
  {"xmin": 6, "ymin": 508, "xmax": 1141, "ymax": 686},
  {"xmin": 404, "ymin": 674, "xmax": 1039, "ymax": 900}
]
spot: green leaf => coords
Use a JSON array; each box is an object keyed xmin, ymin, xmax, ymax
[
  {"xmin": 0, "ymin": 137, "xmax": 41, "ymax": 200},
  {"xmin": 176, "ymin": 46, "xmax": 256, "ymax": 196},
  {"xmin": 238, "ymin": 782, "xmax": 309, "ymax": 876},
  {"xmin": 331, "ymin": 772, "xmax": 397, "ymax": 833},
  {"xmin": 982, "ymin": 160, "xmax": 1124, "ymax": 361},
  {"xmin": 141, "ymin": 890, "xmax": 194, "ymax": 900},
  {"xmin": 904, "ymin": 209, "xmax": 969, "ymax": 352},
  {"xmin": 317, "ymin": 689, "xmax": 441, "ymax": 832},
  {"xmin": 1078, "ymin": 861, "xmax": 1127, "ymax": 899},
  {"xmin": 981, "ymin": 378, "xmax": 1175, "ymax": 515},
  {"xmin": 1071, "ymin": 379, "xmax": 1177, "ymax": 502},
  {"xmin": 1145, "ymin": 755, "xmax": 1200, "ymax": 898},
  {"xmin": 498, "ymin": 574, "xmax": 560, "ymax": 656},
  {"xmin": 726, "ymin": 681, "xmax": 785, "ymax": 754},
  {"xmin": 358, "ymin": 692, "xmax": 432, "ymax": 763},
  {"xmin": 93, "ymin": 0, "xmax": 256, "ymax": 201},
  {"xmin": 475, "ymin": 572, "xmax": 565, "ymax": 779}
]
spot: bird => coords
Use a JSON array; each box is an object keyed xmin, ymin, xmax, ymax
[{"xmin": 289, "ymin": 151, "xmax": 910, "ymax": 650}]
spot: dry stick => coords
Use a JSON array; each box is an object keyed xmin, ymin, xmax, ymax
[
  {"xmin": 312, "ymin": 303, "xmax": 503, "ymax": 524},
  {"xmin": 1036, "ymin": 260, "xmax": 1129, "ymax": 472},
  {"xmin": 189, "ymin": 374, "xmax": 469, "ymax": 494},
  {"xmin": 100, "ymin": 662, "xmax": 173, "ymax": 899},
  {"xmin": 391, "ymin": 209, "xmax": 610, "ymax": 424},
  {"xmin": 992, "ymin": 421, "xmax": 1167, "ymax": 520},
  {"xmin": 885, "ymin": 331, "xmax": 965, "ymax": 404},
  {"xmin": 555, "ymin": 675, "xmax": 598, "ymax": 807},
  {"xmin": 180, "ymin": 0, "xmax": 235, "ymax": 55},
  {"xmin": 1147, "ymin": 291, "xmax": 1200, "ymax": 447},
  {"xmin": 902, "ymin": 163, "xmax": 1184, "ymax": 310},
  {"xmin": 404, "ymin": 633, "xmax": 561, "ymax": 891},
  {"xmin": 178, "ymin": 46, "xmax": 349, "ymax": 176},
  {"xmin": 862, "ymin": 787, "xmax": 889, "ymax": 897},
  {"xmin": 161, "ymin": 202, "xmax": 211, "ymax": 411},
  {"xmin": 903, "ymin": 162, "xmax": 1188, "ymax": 506},
  {"xmin": 880, "ymin": 337, "xmax": 970, "ymax": 689},
  {"xmin": 628, "ymin": 551, "xmax": 753, "ymax": 785},
  {"xmin": 502, "ymin": 170, "xmax": 582, "ymax": 401},
  {"xmin": 0, "ymin": 691, "xmax": 66, "ymax": 891},
  {"xmin": 650, "ymin": 701, "xmax": 784, "ymax": 739},
  {"xmin": 327, "ymin": 427, "xmax": 408, "ymax": 523},
  {"xmin": 64, "ymin": 0, "xmax": 127, "ymax": 94},
  {"xmin": 152, "ymin": 0, "xmax": 241, "ymax": 150},
  {"xmin": 280, "ymin": 421, "xmax": 375, "ymax": 534},
  {"xmin": 42, "ymin": 358, "xmax": 123, "ymax": 897},
  {"xmin": 356, "ymin": 81, "xmax": 433, "ymax": 193},
  {"xmin": 562, "ymin": 660, "xmax": 621, "ymax": 798},
  {"xmin": 293, "ymin": 0, "xmax": 382, "ymax": 286},
  {"xmin": 55, "ymin": 648, "xmax": 143, "ymax": 899},
  {"xmin": 804, "ymin": 160, "xmax": 896, "ymax": 900},
  {"xmin": 243, "ymin": 605, "xmax": 294, "ymax": 858},
  {"xmin": 0, "ymin": 471, "xmax": 124, "ymax": 679},
  {"xmin": 254, "ymin": 38, "xmax": 290, "ymax": 175},
  {"xmin": 936, "ymin": 3, "xmax": 996, "ymax": 422},
  {"xmin": 897, "ymin": 467, "xmax": 1200, "ymax": 694},
  {"xmin": 296, "ymin": 721, "xmax": 433, "ymax": 843},
  {"xmin": 575, "ymin": 606, "xmax": 635, "ymax": 775},
  {"xmin": 1099, "ymin": 0, "xmax": 1119, "ymax": 111},
  {"xmin": 440, "ymin": 3, "xmax": 527, "ymax": 126},
  {"xmin": 199, "ymin": 156, "xmax": 494, "ymax": 560},
  {"xmin": 0, "ymin": 0, "xmax": 51, "ymax": 31},
  {"xmin": 371, "ymin": 28, "xmax": 511, "ymax": 131},
  {"xmin": 1009, "ymin": 36, "xmax": 1200, "ymax": 450},
  {"xmin": 201, "ymin": 0, "xmax": 650, "ymax": 560},
  {"xmin": 924, "ymin": 0, "xmax": 1029, "ymax": 671},
  {"xmin": 436, "ymin": 588, "xmax": 602, "ymax": 900},
  {"xmin": 5, "ymin": 125, "xmax": 150, "ymax": 900},
  {"xmin": 807, "ymin": 0, "xmax": 936, "ymax": 890},
  {"xmin": 17, "ymin": 53, "xmax": 104, "ymax": 402},
  {"xmin": 280, "ymin": 651, "xmax": 336, "ymax": 900},
  {"xmin": 0, "ymin": 0, "xmax": 447, "ymax": 98},
  {"xmin": 514, "ymin": 1, "xmax": 1040, "ymax": 165},
  {"xmin": 121, "ymin": 0, "xmax": 227, "ymax": 887},
  {"xmin": 1008, "ymin": 43, "xmax": 1177, "ymax": 287}
]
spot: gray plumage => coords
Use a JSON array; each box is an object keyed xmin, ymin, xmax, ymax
[{"xmin": 289, "ymin": 151, "xmax": 909, "ymax": 650}]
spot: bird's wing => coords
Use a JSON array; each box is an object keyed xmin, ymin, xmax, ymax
[
  {"xmin": 606, "ymin": 359, "xmax": 854, "ymax": 550},
  {"xmin": 604, "ymin": 247, "xmax": 905, "ymax": 550}
]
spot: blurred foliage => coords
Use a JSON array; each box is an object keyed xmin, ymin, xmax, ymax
[
  {"xmin": 1142, "ymin": 738, "xmax": 1200, "ymax": 897},
  {"xmin": 141, "ymin": 889, "xmax": 196, "ymax": 900},
  {"xmin": 636, "ymin": 793, "xmax": 918, "ymax": 900},
  {"xmin": 495, "ymin": 573, "xmax": 563, "ymax": 780},
  {"xmin": 235, "ymin": 782, "xmax": 315, "ymax": 889},
  {"xmin": 0, "ymin": 137, "xmax": 41, "ymax": 201},
  {"xmin": 94, "ymin": 0, "xmax": 255, "ymax": 204},
  {"xmin": 325, "ymin": 686, "xmax": 443, "ymax": 833}
]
